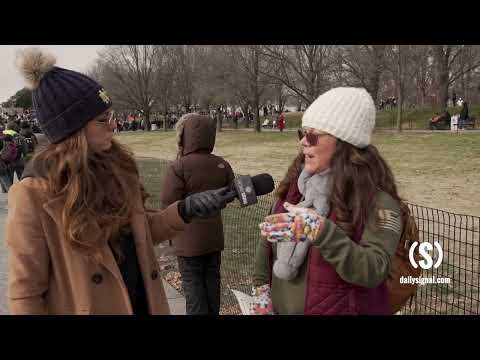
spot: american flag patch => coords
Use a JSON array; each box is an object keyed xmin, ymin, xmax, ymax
[{"xmin": 377, "ymin": 209, "xmax": 401, "ymax": 234}]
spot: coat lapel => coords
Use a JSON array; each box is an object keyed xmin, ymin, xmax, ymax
[
  {"xmin": 42, "ymin": 197, "xmax": 64, "ymax": 225},
  {"xmin": 129, "ymin": 201, "xmax": 155, "ymax": 308}
]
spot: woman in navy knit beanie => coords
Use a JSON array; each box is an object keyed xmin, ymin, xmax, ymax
[{"xmin": 5, "ymin": 48, "xmax": 230, "ymax": 315}]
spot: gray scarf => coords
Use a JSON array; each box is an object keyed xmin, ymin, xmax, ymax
[{"xmin": 273, "ymin": 168, "xmax": 332, "ymax": 281}]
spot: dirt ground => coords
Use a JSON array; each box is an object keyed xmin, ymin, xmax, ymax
[{"xmin": 116, "ymin": 129, "xmax": 480, "ymax": 217}]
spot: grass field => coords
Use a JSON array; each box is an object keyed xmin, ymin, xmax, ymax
[
  {"xmin": 118, "ymin": 129, "xmax": 480, "ymax": 217},
  {"xmin": 257, "ymin": 104, "xmax": 480, "ymax": 130},
  {"xmin": 128, "ymin": 126, "xmax": 480, "ymax": 315},
  {"xmin": 136, "ymin": 155, "xmax": 480, "ymax": 315}
]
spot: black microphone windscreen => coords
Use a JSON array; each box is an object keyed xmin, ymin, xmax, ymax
[{"xmin": 251, "ymin": 173, "xmax": 275, "ymax": 196}]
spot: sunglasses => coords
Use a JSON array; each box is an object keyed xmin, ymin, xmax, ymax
[
  {"xmin": 297, "ymin": 128, "xmax": 326, "ymax": 146},
  {"xmin": 95, "ymin": 110, "xmax": 115, "ymax": 125}
]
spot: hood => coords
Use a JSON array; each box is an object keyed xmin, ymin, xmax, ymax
[{"xmin": 175, "ymin": 113, "xmax": 216, "ymax": 157}]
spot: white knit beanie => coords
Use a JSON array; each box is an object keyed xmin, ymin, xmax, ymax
[{"xmin": 302, "ymin": 87, "xmax": 376, "ymax": 148}]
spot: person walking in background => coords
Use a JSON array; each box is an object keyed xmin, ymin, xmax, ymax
[
  {"xmin": 19, "ymin": 120, "xmax": 38, "ymax": 163},
  {"xmin": 160, "ymin": 113, "xmax": 235, "ymax": 315},
  {"xmin": 459, "ymin": 100, "xmax": 469, "ymax": 130},
  {"xmin": 277, "ymin": 112, "xmax": 285, "ymax": 132},
  {"xmin": 3, "ymin": 121, "xmax": 28, "ymax": 183},
  {"xmin": 263, "ymin": 106, "xmax": 269, "ymax": 117},
  {"xmin": 253, "ymin": 87, "xmax": 418, "ymax": 315},
  {"xmin": 0, "ymin": 132, "xmax": 17, "ymax": 193},
  {"xmin": 6, "ymin": 47, "xmax": 230, "ymax": 315}
]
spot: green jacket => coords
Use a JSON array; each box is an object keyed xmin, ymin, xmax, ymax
[{"xmin": 253, "ymin": 191, "xmax": 403, "ymax": 315}]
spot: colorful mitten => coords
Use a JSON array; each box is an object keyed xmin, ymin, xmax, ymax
[
  {"xmin": 259, "ymin": 202, "xmax": 325, "ymax": 243},
  {"xmin": 250, "ymin": 284, "xmax": 274, "ymax": 315}
]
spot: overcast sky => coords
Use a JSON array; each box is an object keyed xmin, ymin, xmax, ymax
[{"xmin": 0, "ymin": 45, "xmax": 104, "ymax": 103}]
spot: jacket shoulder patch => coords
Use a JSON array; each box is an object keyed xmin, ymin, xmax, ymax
[{"xmin": 377, "ymin": 209, "xmax": 401, "ymax": 234}]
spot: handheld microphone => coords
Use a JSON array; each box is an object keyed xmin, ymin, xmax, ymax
[{"xmin": 223, "ymin": 173, "xmax": 275, "ymax": 207}]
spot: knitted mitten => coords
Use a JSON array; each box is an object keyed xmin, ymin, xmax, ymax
[{"xmin": 250, "ymin": 284, "xmax": 274, "ymax": 315}]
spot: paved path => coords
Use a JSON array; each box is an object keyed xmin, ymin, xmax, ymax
[
  {"xmin": 0, "ymin": 192, "xmax": 8, "ymax": 315},
  {"xmin": 0, "ymin": 185, "xmax": 185, "ymax": 315}
]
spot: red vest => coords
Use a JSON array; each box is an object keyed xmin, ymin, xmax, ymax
[{"xmin": 270, "ymin": 181, "xmax": 392, "ymax": 315}]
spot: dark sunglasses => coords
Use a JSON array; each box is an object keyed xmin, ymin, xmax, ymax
[{"xmin": 297, "ymin": 128, "xmax": 323, "ymax": 146}]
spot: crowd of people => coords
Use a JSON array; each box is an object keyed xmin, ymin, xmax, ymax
[
  {"xmin": 113, "ymin": 104, "xmax": 288, "ymax": 133},
  {"xmin": 378, "ymin": 96, "xmax": 397, "ymax": 110},
  {"xmin": 429, "ymin": 97, "xmax": 471, "ymax": 130},
  {"xmin": 4, "ymin": 47, "xmax": 419, "ymax": 316},
  {"xmin": 0, "ymin": 111, "xmax": 39, "ymax": 192}
]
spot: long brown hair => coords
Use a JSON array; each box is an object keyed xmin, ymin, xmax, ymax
[
  {"xmin": 329, "ymin": 140, "xmax": 409, "ymax": 238},
  {"xmin": 32, "ymin": 129, "xmax": 143, "ymax": 261},
  {"xmin": 275, "ymin": 151, "xmax": 304, "ymax": 200}
]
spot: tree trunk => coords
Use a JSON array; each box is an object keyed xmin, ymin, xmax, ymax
[
  {"xmin": 163, "ymin": 101, "xmax": 168, "ymax": 132},
  {"xmin": 144, "ymin": 108, "xmax": 152, "ymax": 131},
  {"xmin": 216, "ymin": 112, "xmax": 223, "ymax": 132},
  {"xmin": 253, "ymin": 93, "xmax": 261, "ymax": 132},
  {"xmin": 254, "ymin": 105, "xmax": 261, "ymax": 132},
  {"xmin": 466, "ymin": 52, "xmax": 472, "ymax": 101},
  {"xmin": 396, "ymin": 46, "xmax": 403, "ymax": 132},
  {"xmin": 433, "ymin": 45, "xmax": 449, "ymax": 112},
  {"xmin": 368, "ymin": 45, "xmax": 386, "ymax": 105},
  {"xmin": 243, "ymin": 105, "xmax": 250, "ymax": 129},
  {"xmin": 253, "ymin": 47, "xmax": 261, "ymax": 133},
  {"xmin": 276, "ymin": 85, "xmax": 287, "ymax": 113}
]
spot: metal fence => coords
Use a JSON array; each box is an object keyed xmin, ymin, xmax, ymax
[{"xmin": 138, "ymin": 157, "xmax": 480, "ymax": 315}]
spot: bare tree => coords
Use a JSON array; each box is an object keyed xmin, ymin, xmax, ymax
[
  {"xmin": 382, "ymin": 45, "xmax": 415, "ymax": 130},
  {"xmin": 152, "ymin": 46, "xmax": 177, "ymax": 131},
  {"xmin": 333, "ymin": 45, "xmax": 386, "ymax": 104},
  {"xmin": 432, "ymin": 45, "xmax": 480, "ymax": 111},
  {"xmin": 263, "ymin": 45, "xmax": 336, "ymax": 105},
  {"xmin": 409, "ymin": 46, "xmax": 434, "ymax": 107},
  {"xmin": 394, "ymin": 45, "xmax": 408, "ymax": 131},
  {"xmin": 171, "ymin": 45, "xmax": 208, "ymax": 113},
  {"xmin": 450, "ymin": 45, "xmax": 480, "ymax": 102},
  {"xmin": 96, "ymin": 45, "xmax": 162, "ymax": 131},
  {"xmin": 261, "ymin": 80, "xmax": 291, "ymax": 114},
  {"xmin": 220, "ymin": 45, "xmax": 271, "ymax": 132}
]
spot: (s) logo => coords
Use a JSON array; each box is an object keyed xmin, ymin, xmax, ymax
[{"xmin": 409, "ymin": 241, "xmax": 443, "ymax": 270}]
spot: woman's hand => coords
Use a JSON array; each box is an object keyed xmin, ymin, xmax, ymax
[
  {"xmin": 259, "ymin": 202, "xmax": 325, "ymax": 243},
  {"xmin": 250, "ymin": 284, "xmax": 274, "ymax": 315}
]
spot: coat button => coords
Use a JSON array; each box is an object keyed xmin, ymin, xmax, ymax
[
  {"xmin": 92, "ymin": 273, "xmax": 103, "ymax": 284},
  {"xmin": 151, "ymin": 270, "xmax": 159, "ymax": 280}
]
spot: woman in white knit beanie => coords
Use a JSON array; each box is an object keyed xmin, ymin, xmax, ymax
[{"xmin": 253, "ymin": 87, "xmax": 417, "ymax": 315}]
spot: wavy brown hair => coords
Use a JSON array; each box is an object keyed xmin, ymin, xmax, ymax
[
  {"xmin": 31, "ymin": 129, "xmax": 144, "ymax": 261},
  {"xmin": 275, "ymin": 151, "xmax": 304, "ymax": 200},
  {"xmin": 329, "ymin": 140, "xmax": 410, "ymax": 238}
]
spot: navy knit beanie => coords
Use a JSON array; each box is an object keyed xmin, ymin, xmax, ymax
[{"xmin": 15, "ymin": 47, "xmax": 112, "ymax": 144}]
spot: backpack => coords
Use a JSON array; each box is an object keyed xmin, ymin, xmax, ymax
[
  {"xmin": 12, "ymin": 134, "xmax": 27, "ymax": 159},
  {"xmin": 0, "ymin": 139, "xmax": 18, "ymax": 163},
  {"xmin": 24, "ymin": 136, "xmax": 35, "ymax": 153},
  {"xmin": 385, "ymin": 203, "xmax": 422, "ymax": 313},
  {"xmin": 268, "ymin": 198, "xmax": 422, "ymax": 314}
]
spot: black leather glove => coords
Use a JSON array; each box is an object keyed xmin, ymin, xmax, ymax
[{"xmin": 178, "ymin": 187, "xmax": 235, "ymax": 223}]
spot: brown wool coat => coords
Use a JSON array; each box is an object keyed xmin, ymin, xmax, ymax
[{"xmin": 5, "ymin": 177, "xmax": 186, "ymax": 315}]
